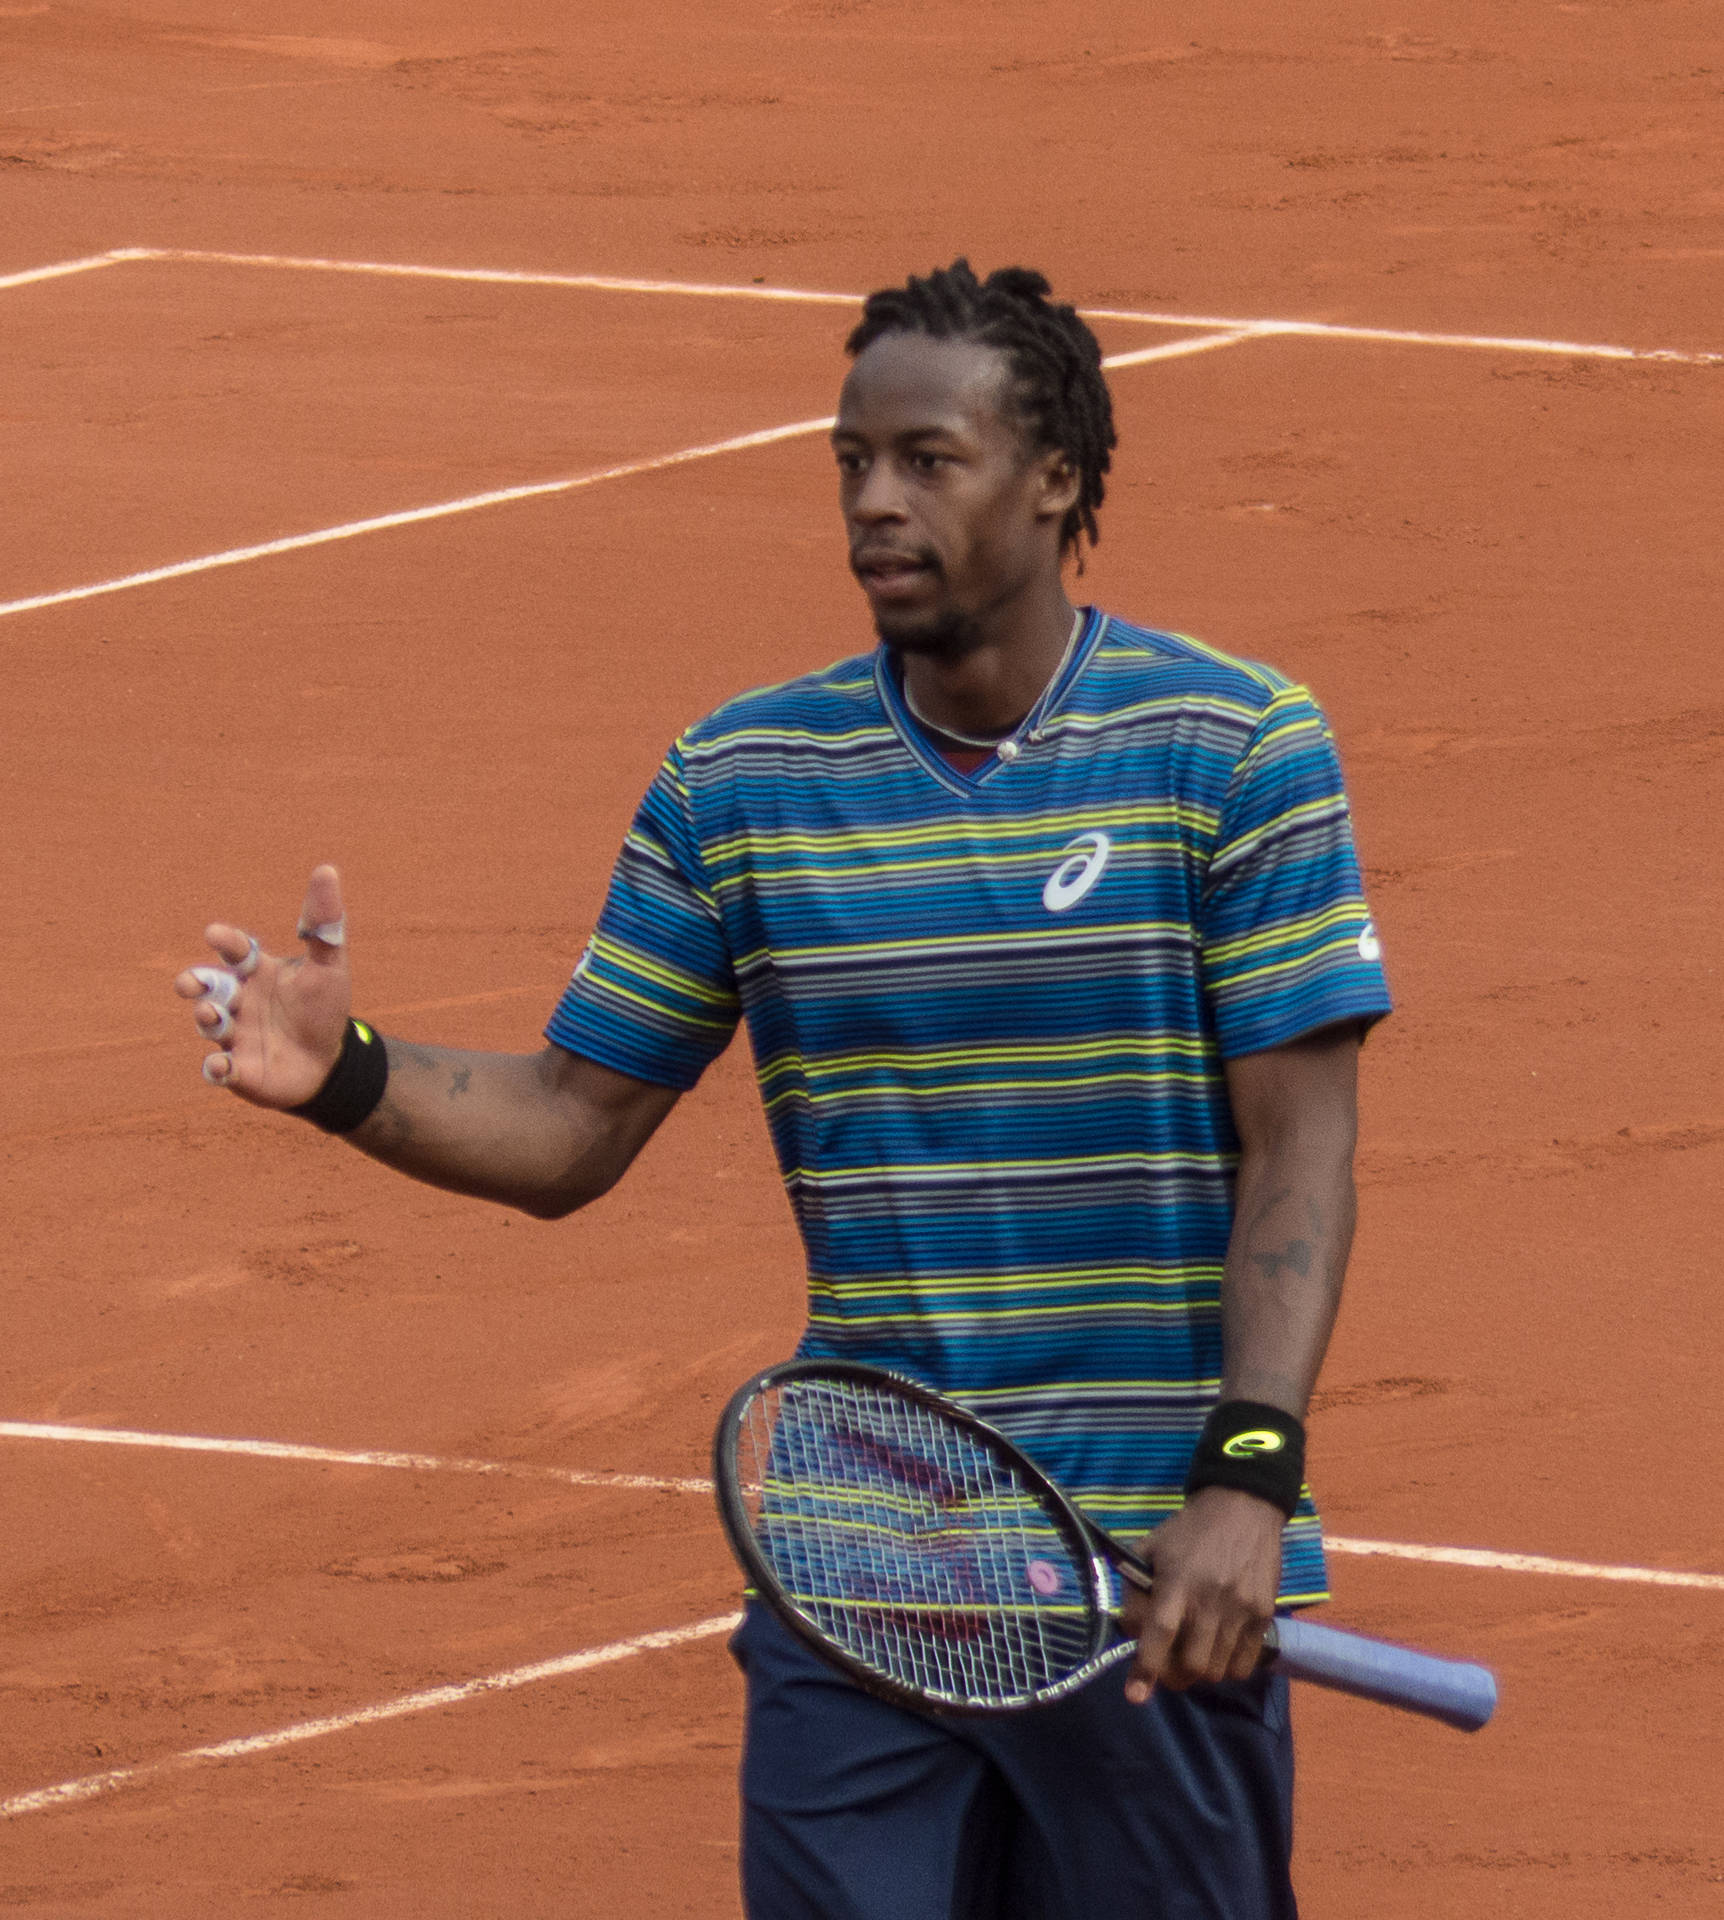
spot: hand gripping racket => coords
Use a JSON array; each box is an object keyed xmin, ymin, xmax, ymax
[{"xmin": 714, "ymin": 1361, "xmax": 1497, "ymax": 1732}]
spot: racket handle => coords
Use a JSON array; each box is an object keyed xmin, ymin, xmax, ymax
[{"xmin": 1264, "ymin": 1615, "xmax": 1497, "ymax": 1732}]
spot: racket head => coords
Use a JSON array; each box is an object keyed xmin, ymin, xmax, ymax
[{"xmin": 713, "ymin": 1360, "xmax": 1116, "ymax": 1712}]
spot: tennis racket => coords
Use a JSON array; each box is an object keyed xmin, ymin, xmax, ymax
[{"xmin": 714, "ymin": 1360, "xmax": 1497, "ymax": 1732}]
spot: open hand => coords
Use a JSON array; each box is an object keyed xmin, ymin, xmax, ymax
[
  {"xmin": 173, "ymin": 864, "xmax": 353, "ymax": 1108},
  {"xmin": 1118, "ymin": 1487, "xmax": 1284, "ymax": 1701}
]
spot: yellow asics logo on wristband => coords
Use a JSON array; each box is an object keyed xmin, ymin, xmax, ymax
[{"xmin": 1221, "ymin": 1429, "xmax": 1287, "ymax": 1458}]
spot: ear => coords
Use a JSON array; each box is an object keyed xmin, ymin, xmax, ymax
[{"xmin": 1032, "ymin": 448, "xmax": 1082, "ymax": 525}]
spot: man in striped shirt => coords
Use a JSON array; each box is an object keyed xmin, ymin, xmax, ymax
[{"xmin": 181, "ymin": 261, "xmax": 1391, "ymax": 1918}]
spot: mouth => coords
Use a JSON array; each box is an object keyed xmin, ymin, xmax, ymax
[{"xmin": 851, "ymin": 549, "xmax": 938, "ymax": 599}]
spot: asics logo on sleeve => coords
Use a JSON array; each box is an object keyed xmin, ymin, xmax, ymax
[
  {"xmin": 1041, "ymin": 831, "xmax": 1112, "ymax": 913},
  {"xmin": 1357, "ymin": 922, "xmax": 1382, "ymax": 962}
]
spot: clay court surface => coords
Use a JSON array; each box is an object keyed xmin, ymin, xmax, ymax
[{"xmin": 3, "ymin": 0, "xmax": 1723, "ymax": 1912}]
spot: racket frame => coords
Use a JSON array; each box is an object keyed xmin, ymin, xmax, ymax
[
  {"xmin": 714, "ymin": 1359, "xmax": 1121, "ymax": 1712},
  {"xmin": 715, "ymin": 1360, "xmax": 1498, "ymax": 1733}
]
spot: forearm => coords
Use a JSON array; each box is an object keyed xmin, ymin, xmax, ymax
[
  {"xmin": 1125, "ymin": 1135, "xmax": 1349, "ymax": 1696},
  {"xmin": 177, "ymin": 873, "xmax": 680, "ymax": 1216},
  {"xmin": 1220, "ymin": 1129, "xmax": 1357, "ymax": 1418},
  {"xmin": 1125, "ymin": 1029, "xmax": 1363, "ymax": 1694},
  {"xmin": 346, "ymin": 1040, "xmax": 669, "ymax": 1219}
]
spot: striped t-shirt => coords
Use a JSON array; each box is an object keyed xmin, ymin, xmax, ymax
[{"xmin": 548, "ymin": 610, "xmax": 1392, "ymax": 1605}]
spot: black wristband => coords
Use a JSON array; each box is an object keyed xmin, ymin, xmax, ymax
[
  {"xmin": 289, "ymin": 1018, "xmax": 389, "ymax": 1135},
  {"xmin": 1184, "ymin": 1401, "xmax": 1307, "ymax": 1519}
]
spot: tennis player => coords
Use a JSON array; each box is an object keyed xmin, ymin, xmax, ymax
[{"xmin": 178, "ymin": 261, "xmax": 1392, "ymax": 1918}]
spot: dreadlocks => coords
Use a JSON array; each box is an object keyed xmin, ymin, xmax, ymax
[{"xmin": 846, "ymin": 260, "xmax": 1117, "ymax": 558}]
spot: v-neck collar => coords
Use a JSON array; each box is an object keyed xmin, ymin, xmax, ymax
[{"xmin": 874, "ymin": 608, "xmax": 1104, "ymax": 798}]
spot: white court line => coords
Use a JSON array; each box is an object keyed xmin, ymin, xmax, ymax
[
  {"xmin": 0, "ymin": 251, "xmax": 131, "ymax": 293},
  {"xmin": 0, "ymin": 337, "xmax": 1241, "ymax": 625},
  {"xmin": 0, "ymin": 1421, "xmax": 710, "ymax": 1494},
  {"xmin": 1327, "ymin": 1535, "xmax": 1724, "ymax": 1591},
  {"xmin": 1085, "ymin": 308, "xmax": 1724, "ymax": 366},
  {"xmin": 115, "ymin": 245, "xmax": 864, "ymax": 307},
  {"xmin": 102, "ymin": 247, "xmax": 1724, "ymax": 365},
  {"xmin": 0, "ymin": 415, "xmax": 836, "ymax": 621},
  {"xmin": 4, "ymin": 248, "xmax": 1718, "ymax": 366},
  {"xmin": 6, "ymin": 1542, "xmax": 1718, "ymax": 1824},
  {"xmin": 7, "ymin": 1419, "xmax": 1722, "ymax": 1593},
  {"xmin": 1100, "ymin": 330, "xmax": 1255, "ymax": 369},
  {"xmin": 0, "ymin": 1612, "xmax": 741, "ymax": 1822},
  {"xmin": 1, "ymin": 1428, "xmax": 1716, "ymax": 1820}
]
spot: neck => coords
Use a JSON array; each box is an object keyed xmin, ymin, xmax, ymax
[{"xmin": 896, "ymin": 582, "xmax": 1080, "ymax": 739}]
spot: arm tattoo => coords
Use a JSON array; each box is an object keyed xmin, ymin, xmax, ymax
[
  {"xmin": 448, "ymin": 1066, "xmax": 471, "ymax": 1098},
  {"xmin": 1250, "ymin": 1237, "xmax": 1314, "ymax": 1282}
]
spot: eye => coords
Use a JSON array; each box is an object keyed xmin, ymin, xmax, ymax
[
  {"xmin": 909, "ymin": 450, "xmax": 949, "ymax": 473},
  {"xmin": 834, "ymin": 449, "xmax": 867, "ymax": 476}
]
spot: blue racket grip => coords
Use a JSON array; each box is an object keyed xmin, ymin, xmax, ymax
[{"xmin": 1265, "ymin": 1615, "xmax": 1497, "ymax": 1732}]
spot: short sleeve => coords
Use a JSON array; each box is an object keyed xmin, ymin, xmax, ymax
[
  {"xmin": 1199, "ymin": 687, "xmax": 1392, "ymax": 1057},
  {"xmin": 546, "ymin": 741, "xmax": 742, "ymax": 1088}
]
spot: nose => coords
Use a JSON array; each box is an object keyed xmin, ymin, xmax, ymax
[{"xmin": 848, "ymin": 458, "xmax": 908, "ymax": 525}]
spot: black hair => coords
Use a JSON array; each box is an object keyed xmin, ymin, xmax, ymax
[{"xmin": 845, "ymin": 259, "xmax": 1117, "ymax": 557}]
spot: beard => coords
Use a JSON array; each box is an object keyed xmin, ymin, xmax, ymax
[{"xmin": 874, "ymin": 602, "xmax": 985, "ymax": 663}]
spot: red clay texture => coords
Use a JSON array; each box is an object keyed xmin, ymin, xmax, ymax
[{"xmin": 2, "ymin": 2, "xmax": 1722, "ymax": 1914}]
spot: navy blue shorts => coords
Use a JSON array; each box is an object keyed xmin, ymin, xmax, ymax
[{"xmin": 731, "ymin": 1601, "xmax": 1298, "ymax": 1920}]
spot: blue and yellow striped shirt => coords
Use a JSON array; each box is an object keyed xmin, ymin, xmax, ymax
[{"xmin": 548, "ymin": 611, "xmax": 1392, "ymax": 1605}]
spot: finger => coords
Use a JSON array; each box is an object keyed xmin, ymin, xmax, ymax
[
  {"xmin": 1224, "ymin": 1612, "xmax": 1273, "ymax": 1685},
  {"xmin": 202, "ymin": 1050, "xmax": 234, "ymax": 1086},
  {"xmin": 1179, "ymin": 1597, "xmax": 1270, "ymax": 1687},
  {"xmin": 1169, "ymin": 1609, "xmax": 1225, "ymax": 1689},
  {"xmin": 295, "ymin": 864, "xmax": 346, "ymax": 956},
  {"xmin": 189, "ymin": 966, "xmax": 241, "ymax": 1009},
  {"xmin": 194, "ymin": 998, "xmax": 235, "ymax": 1042},
  {"xmin": 1124, "ymin": 1594, "xmax": 1183, "ymax": 1707},
  {"xmin": 188, "ymin": 965, "xmax": 243, "ymax": 1042},
  {"xmin": 203, "ymin": 923, "xmax": 260, "ymax": 968}
]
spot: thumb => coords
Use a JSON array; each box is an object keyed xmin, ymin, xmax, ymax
[{"xmin": 296, "ymin": 863, "xmax": 348, "ymax": 962}]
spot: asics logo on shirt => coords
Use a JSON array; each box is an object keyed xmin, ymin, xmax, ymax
[
  {"xmin": 1357, "ymin": 921, "xmax": 1382, "ymax": 962},
  {"xmin": 1042, "ymin": 832, "xmax": 1112, "ymax": 913}
]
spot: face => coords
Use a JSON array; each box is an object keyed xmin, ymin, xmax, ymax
[{"xmin": 833, "ymin": 333, "xmax": 1078, "ymax": 656}]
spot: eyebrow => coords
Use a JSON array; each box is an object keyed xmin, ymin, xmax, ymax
[{"xmin": 830, "ymin": 422, "xmax": 967, "ymax": 445}]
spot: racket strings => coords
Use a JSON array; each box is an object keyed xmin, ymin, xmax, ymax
[{"xmin": 738, "ymin": 1377, "xmax": 1099, "ymax": 1707}]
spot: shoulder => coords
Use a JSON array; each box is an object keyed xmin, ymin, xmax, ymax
[
  {"xmin": 1069, "ymin": 616, "xmax": 1331, "ymax": 794},
  {"xmin": 1083, "ymin": 613, "xmax": 1313, "ymax": 725},
  {"xmin": 676, "ymin": 651, "xmax": 884, "ymax": 763}
]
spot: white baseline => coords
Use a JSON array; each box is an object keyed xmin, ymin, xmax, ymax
[
  {"xmin": 1326, "ymin": 1535, "xmax": 1724, "ymax": 1591},
  {"xmin": 0, "ymin": 1419, "xmax": 709, "ymax": 1493},
  {"xmin": 43, "ymin": 245, "xmax": 1724, "ymax": 364},
  {"xmin": 4, "ymin": 1418, "xmax": 1719, "ymax": 1591}
]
